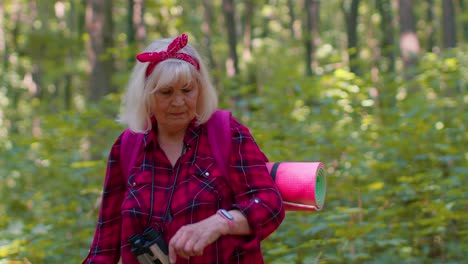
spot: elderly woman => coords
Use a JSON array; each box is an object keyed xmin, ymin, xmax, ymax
[{"xmin": 83, "ymin": 33, "xmax": 285, "ymax": 264}]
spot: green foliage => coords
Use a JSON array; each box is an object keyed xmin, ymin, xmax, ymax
[
  {"xmin": 1, "ymin": 45, "xmax": 467, "ymax": 263},
  {"xmin": 232, "ymin": 47, "xmax": 467, "ymax": 263},
  {"xmin": 0, "ymin": 95, "xmax": 123, "ymax": 263},
  {"xmin": 0, "ymin": 1, "xmax": 466, "ymax": 263},
  {"xmin": 214, "ymin": 39, "xmax": 467, "ymax": 263}
]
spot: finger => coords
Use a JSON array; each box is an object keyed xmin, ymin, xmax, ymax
[
  {"xmin": 176, "ymin": 239, "xmax": 191, "ymax": 260},
  {"xmin": 175, "ymin": 226, "xmax": 196, "ymax": 258},
  {"xmin": 193, "ymin": 237, "xmax": 208, "ymax": 256},
  {"xmin": 186, "ymin": 229, "xmax": 204, "ymax": 255},
  {"xmin": 169, "ymin": 231, "xmax": 185, "ymax": 263},
  {"xmin": 169, "ymin": 242, "xmax": 177, "ymax": 264},
  {"xmin": 193, "ymin": 225, "xmax": 221, "ymax": 255},
  {"xmin": 172, "ymin": 230, "xmax": 191, "ymax": 259},
  {"xmin": 177, "ymin": 251, "xmax": 190, "ymax": 260}
]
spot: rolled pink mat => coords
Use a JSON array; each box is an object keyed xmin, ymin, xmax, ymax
[{"xmin": 266, "ymin": 162, "xmax": 326, "ymax": 211}]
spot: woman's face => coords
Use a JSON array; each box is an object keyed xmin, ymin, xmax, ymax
[{"xmin": 152, "ymin": 82, "xmax": 199, "ymax": 134}]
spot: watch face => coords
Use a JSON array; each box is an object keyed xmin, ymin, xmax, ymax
[{"xmin": 220, "ymin": 209, "xmax": 234, "ymax": 220}]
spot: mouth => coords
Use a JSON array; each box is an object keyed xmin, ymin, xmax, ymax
[{"xmin": 169, "ymin": 112, "xmax": 186, "ymax": 117}]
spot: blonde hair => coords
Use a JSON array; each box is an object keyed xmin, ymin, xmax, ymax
[{"xmin": 119, "ymin": 36, "xmax": 218, "ymax": 133}]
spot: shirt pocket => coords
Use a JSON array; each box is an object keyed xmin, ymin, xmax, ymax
[
  {"xmin": 122, "ymin": 170, "xmax": 153, "ymax": 211},
  {"xmin": 181, "ymin": 158, "xmax": 232, "ymax": 205},
  {"xmin": 127, "ymin": 170, "xmax": 153, "ymax": 189}
]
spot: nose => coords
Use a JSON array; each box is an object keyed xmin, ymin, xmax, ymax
[{"xmin": 172, "ymin": 93, "xmax": 184, "ymax": 106}]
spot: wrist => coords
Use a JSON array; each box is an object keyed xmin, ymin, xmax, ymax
[{"xmin": 216, "ymin": 209, "xmax": 235, "ymax": 235}]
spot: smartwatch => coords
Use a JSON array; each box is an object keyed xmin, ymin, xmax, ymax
[{"xmin": 217, "ymin": 209, "xmax": 235, "ymax": 230}]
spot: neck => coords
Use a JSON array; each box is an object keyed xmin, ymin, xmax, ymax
[
  {"xmin": 157, "ymin": 127, "xmax": 187, "ymax": 167},
  {"xmin": 157, "ymin": 126, "xmax": 187, "ymax": 143}
]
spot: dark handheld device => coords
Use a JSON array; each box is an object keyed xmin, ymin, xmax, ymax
[{"xmin": 128, "ymin": 227, "xmax": 169, "ymax": 264}]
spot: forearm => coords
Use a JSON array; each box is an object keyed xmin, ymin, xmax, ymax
[
  {"xmin": 216, "ymin": 209, "xmax": 252, "ymax": 236},
  {"xmin": 168, "ymin": 209, "xmax": 252, "ymax": 262}
]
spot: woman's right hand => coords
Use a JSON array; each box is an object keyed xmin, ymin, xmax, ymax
[{"xmin": 168, "ymin": 213, "xmax": 227, "ymax": 263}]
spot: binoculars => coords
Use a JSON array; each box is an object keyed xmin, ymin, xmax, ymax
[{"xmin": 128, "ymin": 227, "xmax": 169, "ymax": 264}]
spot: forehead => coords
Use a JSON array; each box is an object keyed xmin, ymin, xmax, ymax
[{"xmin": 152, "ymin": 61, "xmax": 197, "ymax": 90}]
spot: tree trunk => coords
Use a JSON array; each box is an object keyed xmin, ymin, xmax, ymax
[
  {"xmin": 304, "ymin": 0, "xmax": 313, "ymax": 76},
  {"xmin": 0, "ymin": 3, "xmax": 6, "ymax": 83},
  {"xmin": 2, "ymin": 0, "xmax": 22, "ymax": 134},
  {"xmin": 134, "ymin": 0, "xmax": 146, "ymax": 47},
  {"xmin": 398, "ymin": 0, "xmax": 420, "ymax": 71},
  {"xmin": 222, "ymin": 0, "xmax": 239, "ymax": 76},
  {"xmin": 426, "ymin": 0, "xmax": 436, "ymax": 52},
  {"xmin": 202, "ymin": 0, "xmax": 216, "ymax": 70},
  {"xmin": 375, "ymin": 0, "xmax": 395, "ymax": 73},
  {"xmin": 287, "ymin": 0, "xmax": 297, "ymax": 38},
  {"xmin": 86, "ymin": 0, "xmax": 115, "ymax": 101},
  {"xmin": 374, "ymin": 0, "xmax": 397, "ymax": 114},
  {"xmin": 459, "ymin": 0, "xmax": 468, "ymax": 43},
  {"xmin": 64, "ymin": 1, "xmax": 86, "ymax": 110},
  {"xmin": 28, "ymin": 1, "xmax": 45, "ymax": 101},
  {"xmin": 127, "ymin": 0, "xmax": 135, "ymax": 47},
  {"xmin": 442, "ymin": 0, "xmax": 457, "ymax": 48},
  {"xmin": 342, "ymin": 0, "xmax": 360, "ymax": 75},
  {"xmin": 78, "ymin": 0, "xmax": 87, "ymax": 40},
  {"xmin": 242, "ymin": 0, "xmax": 254, "ymax": 61},
  {"xmin": 127, "ymin": 0, "xmax": 146, "ymax": 52},
  {"xmin": 304, "ymin": 0, "xmax": 320, "ymax": 76}
]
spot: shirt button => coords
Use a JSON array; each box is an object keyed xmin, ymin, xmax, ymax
[
  {"xmin": 254, "ymin": 198, "xmax": 260, "ymax": 203},
  {"xmin": 132, "ymin": 182, "xmax": 136, "ymax": 187},
  {"xmin": 204, "ymin": 172, "xmax": 210, "ymax": 177}
]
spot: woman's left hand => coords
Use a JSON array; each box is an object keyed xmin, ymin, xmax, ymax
[{"xmin": 168, "ymin": 213, "xmax": 228, "ymax": 263}]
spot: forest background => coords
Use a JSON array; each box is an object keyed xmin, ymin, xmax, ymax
[{"xmin": 0, "ymin": 0, "xmax": 466, "ymax": 263}]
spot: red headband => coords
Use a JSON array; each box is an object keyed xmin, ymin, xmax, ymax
[{"xmin": 136, "ymin": 33, "xmax": 200, "ymax": 78}]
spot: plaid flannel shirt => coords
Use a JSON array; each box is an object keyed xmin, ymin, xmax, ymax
[{"xmin": 83, "ymin": 116, "xmax": 285, "ymax": 264}]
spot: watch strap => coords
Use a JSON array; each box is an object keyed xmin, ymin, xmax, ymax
[{"xmin": 217, "ymin": 209, "xmax": 235, "ymax": 231}]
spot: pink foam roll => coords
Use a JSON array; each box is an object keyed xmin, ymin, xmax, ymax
[{"xmin": 266, "ymin": 162, "xmax": 327, "ymax": 211}]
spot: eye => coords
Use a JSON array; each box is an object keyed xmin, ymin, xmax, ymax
[
  {"xmin": 157, "ymin": 89, "xmax": 172, "ymax": 96},
  {"xmin": 182, "ymin": 84, "xmax": 195, "ymax": 93}
]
